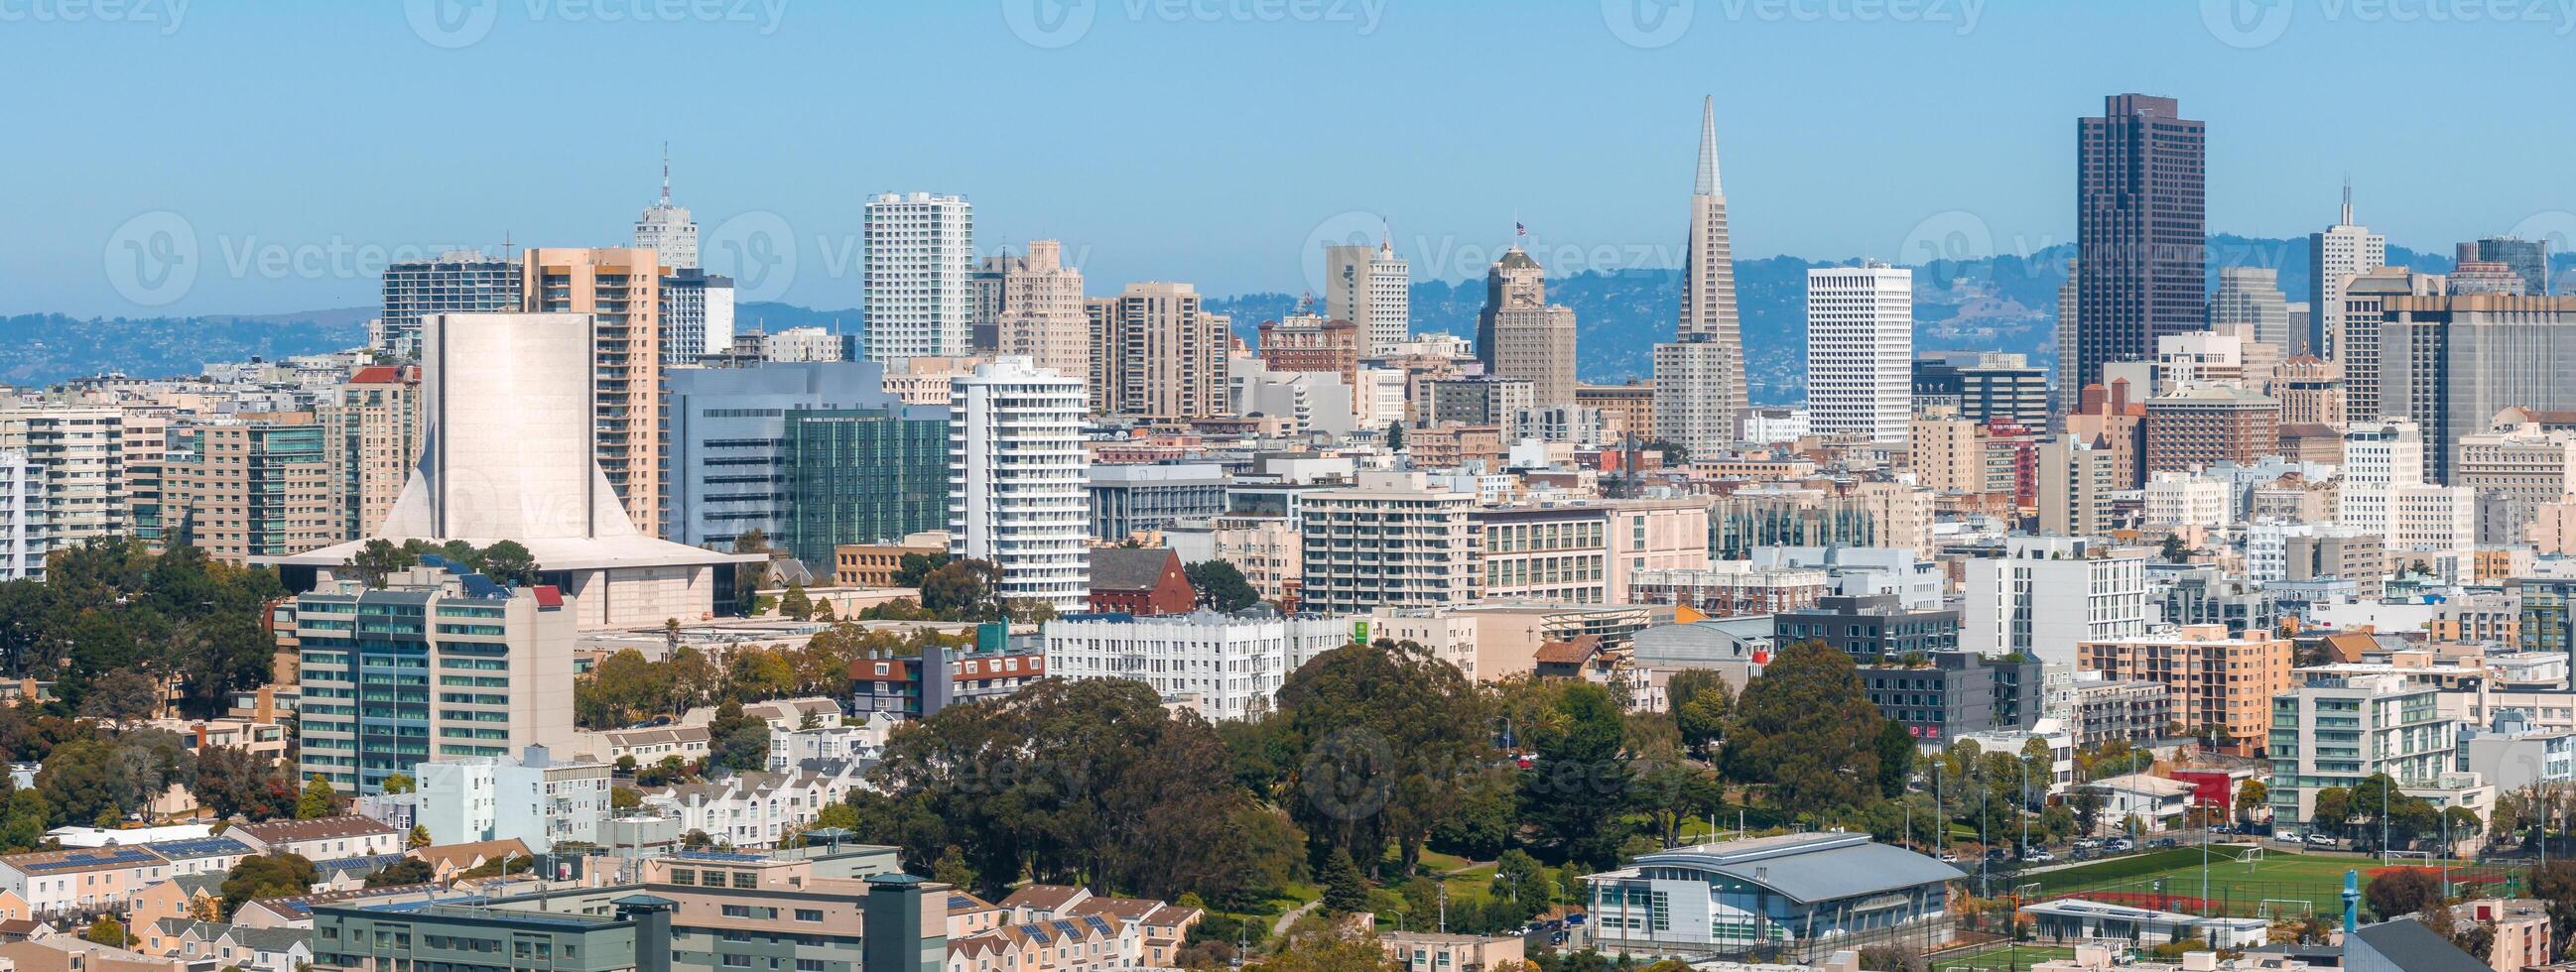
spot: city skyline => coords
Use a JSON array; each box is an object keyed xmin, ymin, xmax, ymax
[{"xmin": 15, "ymin": 4, "xmax": 2576, "ymax": 317}]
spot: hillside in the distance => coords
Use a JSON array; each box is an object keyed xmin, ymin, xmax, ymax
[{"xmin": 7, "ymin": 240, "xmax": 2559, "ymax": 404}]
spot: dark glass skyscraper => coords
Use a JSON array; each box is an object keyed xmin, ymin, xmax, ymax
[
  {"xmin": 2476, "ymin": 235, "xmax": 2551, "ymax": 297},
  {"xmin": 2075, "ymin": 93, "xmax": 2206, "ymax": 393}
]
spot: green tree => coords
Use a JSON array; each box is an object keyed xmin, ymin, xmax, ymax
[
  {"xmin": 1720, "ymin": 641, "xmax": 1885, "ymax": 813},
  {"xmin": 1521, "ymin": 681, "xmax": 1631, "ymax": 869},
  {"xmin": 1319, "ymin": 847, "xmax": 1367, "ymax": 914},
  {"xmin": 1384, "ymin": 422, "xmax": 1405, "ymax": 451},
  {"xmin": 1873, "ymin": 720, "xmax": 1916, "ymax": 798},
  {"xmin": 365, "ymin": 857, "xmax": 438, "ymax": 888},
  {"xmin": 707, "ymin": 701, "xmax": 770, "ymax": 774},
  {"xmin": 889, "ymin": 551, "xmax": 951, "ymax": 587},
  {"xmin": 920, "ymin": 560, "xmax": 999, "ymax": 621},
  {"xmin": 2236, "ymin": 779, "xmax": 2268, "ymax": 821},
  {"xmin": 83, "ymin": 916, "xmax": 130, "ymax": 948},
  {"xmin": 779, "ymin": 583, "xmax": 814, "ymax": 621},
  {"xmin": 379, "ymin": 774, "xmax": 415, "ymax": 794},
  {"xmin": 1262, "ymin": 641, "xmax": 1490, "ymax": 876},
  {"xmin": 1186, "ymin": 560, "xmax": 1262, "ymax": 612},
  {"xmin": 297, "ymin": 775, "xmax": 339, "ymax": 819},
  {"xmin": 2364, "ymin": 867, "xmax": 2440, "ymax": 919},
  {"xmin": 345, "ymin": 539, "xmax": 416, "ymax": 587},
  {"xmin": 219, "ymin": 853, "xmax": 319, "ymax": 918},
  {"xmin": 476, "ymin": 540, "xmax": 540, "ymax": 586}
]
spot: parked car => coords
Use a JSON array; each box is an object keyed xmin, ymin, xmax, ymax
[
  {"xmin": 2149, "ymin": 838, "xmax": 2178, "ymax": 849},
  {"xmin": 2025, "ymin": 850, "xmax": 2057, "ymax": 863},
  {"xmin": 2274, "ymin": 830, "xmax": 2301, "ymax": 843},
  {"xmin": 2072, "ymin": 838, "xmax": 2103, "ymax": 851},
  {"xmin": 1938, "ymin": 852, "xmax": 1960, "ymax": 864},
  {"xmin": 2105, "ymin": 837, "xmax": 2134, "ymax": 852},
  {"xmin": 2306, "ymin": 833, "xmax": 2339, "ymax": 847}
]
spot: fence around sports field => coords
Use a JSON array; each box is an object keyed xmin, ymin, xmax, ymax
[{"xmin": 1973, "ymin": 848, "xmax": 2526, "ymax": 920}]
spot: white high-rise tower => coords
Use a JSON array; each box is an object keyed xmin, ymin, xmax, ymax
[
  {"xmin": 1804, "ymin": 262, "xmax": 1912, "ymax": 444},
  {"xmin": 949, "ymin": 357, "xmax": 1090, "ymax": 611},
  {"xmin": 2308, "ymin": 182, "xmax": 2385, "ymax": 361},
  {"xmin": 1653, "ymin": 96, "xmax": 1750, "ymax": 456},
  {"xmin": 632, "ymin": 145, "xmax": 698, "ymax": 271},
  {"xmin": 864, "ymin": 191, "xmax": 975, "ymax": 364}
]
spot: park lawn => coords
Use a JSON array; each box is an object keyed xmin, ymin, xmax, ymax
[
  {"xmin": 1935, "ymin": 943, "xmax": 2075, "ymax": 971},
  {"xmin": 1415, "ymin": 849, "xmax": 1483, "ymax": 874}
]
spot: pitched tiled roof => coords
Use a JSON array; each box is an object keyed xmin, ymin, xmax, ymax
[
  {"xmin": 230, "ymin": 816, "xmax": 397, "ymax": 845},
  {"xmin": 1088, "ymin": 548, "xmax": 1179, "ymax": 593}
]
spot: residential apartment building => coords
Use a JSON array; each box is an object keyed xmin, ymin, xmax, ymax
[
  {"xmin": 1774, "ymin": 594, "xmax": 1961, "ymax": 662},
  {"xmin": 293, "ymin": 560, "xmax": 578, "ymax": 793},
  {"xmin": 1859, "ymin": 651, "xmax": 2041, "ymax": 744},
  {"xmin": 1299, "ymin": 472, "xmax": 1478, "ymax": 615},
  {"xmin": 2070, "ymin": 677, "xmax": 2174, "ymax": 749},
  {"xmin": 948, "ymin": 358, "xmax": 1090, "ymax": 611},
  {"xmin": 0, "ymin": 452, "xmax": 43, "ymax": 581},
  {"xmin": 0, "ymin": 408, "xmax": 122, "ymax": 549},
  {"xmin": 1960, "ymin": 537, "xmax": 2151, "ymax": 669},
  {"xmin": 416, "ymin": 745, "xmax": 612, "ymax": 853},
  {"xmin": 378, "ymin": 249, "xmax": 519, "ymax": 358},
  {"xmin": 1626, "ymin": 563, "xmax": 1828, "ymax": 617},
  {"xmin": 0, "ymin": 846, "xmax": 174, "ymax": 918},
  {"xmin": 2142, "ymin": 385, "xmax": 2278, "ymax": 473},
  {"xmin": 1087, "ymin": 283, "xmax": 1231, "ymax": 420},
  {"xmin": 863, "ymin": 191, "xmax": 974, "ymax": 363},
  {"xmin": 1087, "ymin": 463, "xmax": 1227, "ymax": 542},
  {"xmin": 2459, "ymin": 417, "xmax": 2576, "ymax": 545},
  {"xmin": 163, "ymin": 414, "xmax": 334, "ymax": 564},
  {"xmin": 978, "ymin": 240, "xmax": 1087, "ymax": 380},
  {"xmin": 520, "ymin": 246, "xmax": 667, "ymax": 537},
  {"xmin": 2037, "ymin": 433, "xmax": 2125, "ymax": 537},
  {"xmin": 319, "ymin": 365, "xmax": 422, "ymax": 542},
  {"xmin": 848, "ymin": 642, "xmax": 1047, "ymax": 720},
  {"xmin": 2266, "ymin": 670, "xmax": 2457, "ymax": 826},
  {"xmin": 2079, "ymin": 624, "xmax": 2293, "ymax": 756},
  {"xmin": 1042, "ymin": 610, "xmax": 1353, "ymax": 720}
]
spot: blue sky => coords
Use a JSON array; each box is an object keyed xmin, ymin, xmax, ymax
[{"xmin": 9, "ymin": 0, "xmax": 2576, "ymax": 316}]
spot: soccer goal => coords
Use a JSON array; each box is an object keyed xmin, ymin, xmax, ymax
[
  {"xmin": 2257, "ymin": 899, "xmax": 2315, "ymax": 919},
  {"xmin": 2216, "ymin": 843, "xmax": 2263, "ymax": 867},
  {"xmin": 2383, "ymin": 849, "xmax": 2434, "ymax": 866}
]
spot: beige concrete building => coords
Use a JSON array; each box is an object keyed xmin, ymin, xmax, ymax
[
  {"xmin": 2079, "ymin": 624, "xmax": 2293, "ymax": 755},
  {"xmin": 2037, "ymin": 433, "xmax": 2123, "ymax": 537},
  {"xmin": 1475, "ymin": 248, "xmax": 1579, "ymax": 407},
  {"xmin": 1908, "ymin": 408, "xmax": 1985, "ymax": 493},
  {"xmin": 1471, "ymin": 499, "xmax": 1709, "ymax": 605},
  {"xmin": 2266, "ymin": 354, "xmax": 2344, "ymax": 429},
  {"xmin": 1087, "ymin": 282, "xmax": 1231, "ymax": 419},
  {"xmin": 1255, "ymin": 312, "xmax": 1362, "ymax": 389},
  {"xmin": 878, "ymin": 355, "xmax": 988, "ymax": 408},
  {"xmin": 982, "ymin": 240, "xmax": 1088, "ymax": 381},
  {"xmin": 1576, "ymin": 382, "xmax": 1655, "ymax": 440},
  {"xmin": 320, "ymin": 365, "xmax": 423, "ymax": 541},
  {"xmin": 2457, "ymin": 415, "xmax": 2576, "ymax": 545},
  {"xmin": 521, "ymin": 246, "xmax": 667, "ymax": 537},
  {"xmin": 165, "ymin": 413, "xmax": 335, "ymax": 564}
]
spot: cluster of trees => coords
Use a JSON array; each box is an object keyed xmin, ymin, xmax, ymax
[
  {"xmin": 2309, "ymin": 774, "xmax": 2481, "ymax": 852},
  {"xmin": 576, "ymin": 624, "xmax": 963, "ymax": 730},
  {"xmin": 848, "ymin": 677, "xmax": 1302, "ymax": 909},
  {"xmin": 1184, "ymin": 561, "xmax": 1260, "ymax": 612},
  {"xmin": 344, "ymin": 538, "xmax": 537, "ymax": 587},
  {"xmin": 0, "ymin": 539, "xmax": 281, "ymax": 717}
]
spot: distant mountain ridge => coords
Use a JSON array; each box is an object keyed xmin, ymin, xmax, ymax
[{"xmin": 8, "ymin": 240, "xmax": 2562, "ymax": 404}]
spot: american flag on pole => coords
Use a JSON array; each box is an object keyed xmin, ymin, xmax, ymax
[{"xmin": 1515, "ymin": 222, "xmax": 1526, "ymax": 238}]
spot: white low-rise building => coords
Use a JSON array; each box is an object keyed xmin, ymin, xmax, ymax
[
  {"xmin": 416, "ymin": 745, "xmax": 613, "ymax": 853},
  {"xmin": 639, "ymin": 764, "xmax": 869, "ymax": 849},
  {"xmin": 768, "ymin": 712, "xmax": 898, "ymax": 773},
  {"xmin": 1043, "ymin": 610, "xmax": 1355, "ymax": 719}
]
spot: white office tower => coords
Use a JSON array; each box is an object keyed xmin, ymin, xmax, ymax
[
  {"xmin": 2308, "ymin": 183, "xmax": 2385, "ymax": 360},
  {"xmin": 1803, "ymin": 262, "xmax": 1912, "ymax": 444},
  {"xmin": 0, "ymin": 451, "xmax": 43, "ymax": 581},
  {"xmin": 633, "ymin": 149, "xmax": 698, "ymax": 271},
  {"xmin": 659, "ymin": 270, "xmax": 734, "ymax": 364},
  {"xmin": 949, "ymin": 357, "xmax": 1090, "ymax": 611},
  {"xmin": 1326, "ymin": 238, "xmax": 1411, "ymax": 356},
  {"xmin": 2054, "ymin": 261, "xmax": 2079, "ymax": 422},
  {"xmin": 2338, "ymin": 420, "xmax": 2424, "ymax": 540},
  {"xmin": 1654, "ymin": 96, "xmax": 1751, "ymax": 457},
  {"xmin": 863, "ymin": 191, "xmax": 974, "ymax": 363},
  {"xmin": 275, "ymin": 312, "xmax": 751, "ymax": 629}
]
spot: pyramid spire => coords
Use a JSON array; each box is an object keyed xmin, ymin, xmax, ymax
[{"xmin": 1695, "ymin": 95, "xmax": 1722, "ymax": 196}]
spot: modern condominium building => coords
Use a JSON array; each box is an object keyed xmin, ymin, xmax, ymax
[
  {"xmin": 862, "ymin": 191, "xmax": 974, "ymax": 363},
  {"xmin": 293, "ymin": 559, "xmax": 579, "ymax": 794},
  {"xmin": 1804, "ymin": 262, "xmax": 1912, "ymax": 444},
  {"xmin": 2078, "ymin": 624, "xmax": 2292, "ymax": 757},
  {"xmin": 2265, "ymin": 670, "xmax": 2457, "ymax": 825},
  {"xmin": 0, "ymin": 408, "xmax": 121, "ymax": 551},
  {"xmin": 1087, "ymin": 282, "xmax": 1232, "ymax": 419},
  {"xmin": 659, "ymin": 269, "xmax": 734, "ymax": 365},
  {"xmin": 379, "ymin": 249, "xmax": 519, "ymax": 359},
  {"xmin": 1043, "ymin": 611, "xmax": 1356, "ymax": 720},
  {"xmin": 948, "ymin": 357, "xmax": 1089, "ymax": 611},
  {"xmin": 520, "ymin": 246, "xmax": 668, "ymax": 537},
  {"xmin": 0, "ymin": 452, "xmax": 42, "ymax": 581},
  {"xmin": 1299, "ymin": 471, "xmax": 1479, "ymax": 615}
]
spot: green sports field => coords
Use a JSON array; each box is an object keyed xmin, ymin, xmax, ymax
[
  {"xmin": 1931, "ymin": 943, "xmax": 2075, "ymax": 971},
  {"xmin": 2008, "ymin": 846, "xmax": 2507, "ymax": 916}
]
